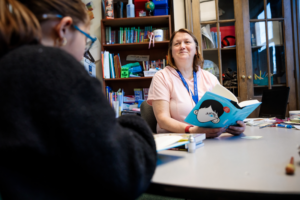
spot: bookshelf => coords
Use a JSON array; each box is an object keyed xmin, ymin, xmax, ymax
[
  {"xmin": 100, "ymin": 15, "xmax": 172, "ymax": 95},
  {"xmin": 191, "ymin": 0, "xmax": 297, "ymax": 116}
]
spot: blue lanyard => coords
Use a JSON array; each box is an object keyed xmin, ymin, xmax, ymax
[{"xmin": 177, "ymin": 70, "xmax": 198, "ymax": 104}]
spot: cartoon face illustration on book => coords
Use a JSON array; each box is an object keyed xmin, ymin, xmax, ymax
[{"xmin": 194, "ymin": 100, "xmax": 228, "ymax": 124}]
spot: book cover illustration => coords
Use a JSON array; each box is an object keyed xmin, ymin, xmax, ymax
[{"xmin": 185, "ymin": 91, "xmax": 261, "ymax": 128}]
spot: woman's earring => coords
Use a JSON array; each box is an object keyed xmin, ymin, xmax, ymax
[
  {"xmin": 61, "ymin": 37, "xmax": 67, "ymax": 46},
  {"xmin": 56, "ymin": 37, "xmax": 68, "ymax": 46}
]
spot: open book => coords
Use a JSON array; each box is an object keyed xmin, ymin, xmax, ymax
[
  {"xmin": 185, "ymin": 84, "xmax": 261, "ymax": 128},
  {"xmin": 154, "ymin": 134, "xmax": 206, "ymax": 152}
]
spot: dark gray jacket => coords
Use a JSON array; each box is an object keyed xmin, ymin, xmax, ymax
[{"xmin": 0, "ymin": 45, "xmax": 156, "ymax": 200}]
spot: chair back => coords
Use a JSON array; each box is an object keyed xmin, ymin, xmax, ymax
[
  {"xmin": 140, "ymin": 101, "xmax": 157, "ymax": 133},
  {"xmin": 259, "ymin": 87, "xmax": 290, "ymax": 119}
]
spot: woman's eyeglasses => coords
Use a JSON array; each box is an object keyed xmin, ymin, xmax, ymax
[{"xmin": 41, "ymin": 14, "xmax": 97, "ymax": 53}]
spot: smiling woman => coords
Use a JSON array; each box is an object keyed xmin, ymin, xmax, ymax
[
  {"xmin": 168, "ymin": 29, "xmax": 203, "ymax": 74},
  {"xmin": 147, "ymin": 28, "xmax": 246, "ymax": 137}
]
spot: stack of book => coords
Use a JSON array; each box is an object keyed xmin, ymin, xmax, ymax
[
  {"xmin": 142, "ymin": 58, "xmax": 167, "ymax": 71},
  {"xmin": 101, "ymin": 51, "xmax": 122, "ymax": 79},
  {"xmin": 105, "ymin": 87, "xmax": 124, "ymax": 117},
  {"xmin": 201, "ymin": 24, "xmax": 220, "ymax": 49},
  {"xmin": 154, "ymin": 133, "xmax": 206, "ymax": 152},
  {"xmin": 102, "ymin": 50, "xmax": 168, "ymax": 79},
  {"xmin": 105, "ymin": 87, "xmax": 150, "ymax": 116}
]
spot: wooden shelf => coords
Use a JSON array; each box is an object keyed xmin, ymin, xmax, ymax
[
  {"xmin": 222, "ymin": 47, "xmax": 236, "ymax": 50},
  {"xmin": 251, "ymin": 44, "xmax": 284, "ymax": 49},
  {"xmin": 200, "ymin": 19, "xmax": 235, "ymax": 25},
  {"xmin": 250, "ymin": 18, "xmax": 284, "ymax": 22},
  {"xmin": 104, "ymin": 77, "xmax": 153, "ymax": 95},
  {"xmin": 225, "ymin": 86, "xmax": 238, "ymax": 89},
  {"xmin": 101, "ymin": 15, "xmax": 172, "ymax": 95},
  {"xmin": 103, "ymin": 41, "xmax": 169, "ymax": 51},
  {"xmin": 104, "ymin": 77, "xmax": 153, "ymax": 81},
  {"xmin": 254, "ymin": 84, "xmax": 286, "ymax": 87},
  {"xmin": 203, "ymin": 47, "xmax": 236, "ymax": 51},
  {"xmin": 203, "ymin": 48, "xmax": 218, "ymax": 51},
  {"xmin": 102, "ymin": 15, "xmax": 170, "ymax": 27}
]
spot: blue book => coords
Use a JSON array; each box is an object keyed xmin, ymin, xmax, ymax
[
  {"xmin": 105, "ymin": 86, "xmax": 112, "ymax": 101},
  {"xmin": 131, "ymin": 28, "xmax": 134, "ymax": 43},
  {"xmin": 185, "ymin": 84, "xmax": 261, "ymax": 128},
  {"xmin": 127, "ymin": 27, "xmax": 129, "ymax": 43}
]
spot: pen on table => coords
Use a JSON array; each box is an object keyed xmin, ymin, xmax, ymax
[
  {"xmin": 259, "ymin": 123, "xmax": 275, "ymax": 129},
  {"xmin": 276, "ymin": 124, "xmax": 293, "ymax": 129}
]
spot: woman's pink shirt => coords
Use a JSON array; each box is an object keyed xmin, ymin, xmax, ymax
[{"xmin": 147, "ymin": 66, "xmax": 219, "ymax": 133}]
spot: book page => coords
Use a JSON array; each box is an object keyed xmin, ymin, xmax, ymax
[
  {"xmin": 154, "ymin": 135, "xmax": 183, "ymax": 151},
  {"xmin": 210, "ymin": 84, "xmax": 238, "ymax": 102},
  {"xmin": 238, "ymin": 99, "xmax": 260, "ymax": 108},
  {"xmin": 201, "ymin": 25, "xmax": 215, "ymax": 48},
  {"xmin": 155, "ymin": 133, "xmax": 205, "ymax": 143}
]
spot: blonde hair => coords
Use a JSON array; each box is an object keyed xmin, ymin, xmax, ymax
[
  {"xmin": 0, "ymin": 0, "xmax": 89, "ymax": 58},
  {"xmin": 167, "ymin": 28, "xmax": 204, "ymax": 72}
]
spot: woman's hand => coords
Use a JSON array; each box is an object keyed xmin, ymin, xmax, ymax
[
  {"xmin": 225, "ymin": 121, "xmax": 246, "ymax": 136},
  {"xmin": 189, "ymin": 126, "xmax": 226, "ymax": 138}
]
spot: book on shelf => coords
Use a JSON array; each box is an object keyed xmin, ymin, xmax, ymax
[
  {"xmin": 105, "ymin": 27, "xmax": 109, "ymax": 44},
  {"xmin": 113, "ymin": 55, "xmax": 119, "ymax": 78},
  {"xmin": 102, "ymin": 51, "xmax": 110, "ymax": 79},
  {"xmin": 101, "ymin": 0, "xmax": 106, "ymax": 19},
  {"xmin": 101, "ymin": 51, "xmax": 122, "ymax": 79},
  {"xmin": 104, "ymin": 0, "xmax": 114, "ymax": 19},
  {"xmin": 115, "ymin": 1, "xmax": 123, "ymax": 18},
  {"xmin": 102, "ymin": 50, "xmax": 167, "ymax": 79},
  {"xmin": 143, "ymin": 88, "xmax": 149, "ymax": 100},
  {"xmin": 109, "ymin": 53, "xmax": 114, "ymax": 78},
  {"xmin": 185, "ymin": 84, "xmax": 261, "ymax": 128},
  {"xmin": 134, "ymin": 88, "xmax": 143, "ymax": 102},
  {"xmin": 105, "ymin": 87, "xmax": 124, "ymax": 117},
  {"xmin": 105, "ymin": 26, "xmax": 169, "ymax": 44},
  {"xmin": 111, "ymin": 30, "xmax": 116, "ymax": 44},
  {"xmin": 154, "ymin": 133, "xmax": 206, "ymax": 152},
  {"xmin": 101, "ymin": 52, "xmax": 105, "ymax": 78},
  {"xmin": 201, "ymin": 24, "xmax": 215, "ymax": 49}
]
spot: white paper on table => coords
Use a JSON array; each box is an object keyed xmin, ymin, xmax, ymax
[
  {"xmin": 89, "ymin": 36, "xmax": 101, "ymax": 62},
  {"xmin": 294, "ymin": 125, "xmax": 300, "ymax": 130},
  {"xmin": 200, "ymin": 1, "xmax": 216, "ymax": 21}
]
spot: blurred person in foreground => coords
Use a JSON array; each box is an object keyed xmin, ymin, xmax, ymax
[{"xmin": 0, "ymin": 0, "xmax": 156, "ymax": 199}]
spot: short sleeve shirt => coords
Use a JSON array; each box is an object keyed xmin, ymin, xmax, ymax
[{"xmin": 147, "ymin": 66, "xmax": 220, "ymax": 133}]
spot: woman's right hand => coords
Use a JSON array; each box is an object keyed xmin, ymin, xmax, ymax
[{"xmin": 189, "ymin": 126, "xmax": 226, "ymax": 138}]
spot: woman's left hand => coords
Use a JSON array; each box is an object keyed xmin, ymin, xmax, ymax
[{"xmin": 225, "ymin": 121, "xmax": 246, "ymax": 136}]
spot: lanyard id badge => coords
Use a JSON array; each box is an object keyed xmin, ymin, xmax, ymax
[{"xmin": 177, "ymin": 70, "xmax": 198, "ymax": 104}]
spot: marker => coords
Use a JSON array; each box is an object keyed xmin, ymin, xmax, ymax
[{"xmin": 276, "ymin": 124, "xmax": 293, "ymax": 129}]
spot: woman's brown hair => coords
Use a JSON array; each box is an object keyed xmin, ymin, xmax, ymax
[
  {"xmin": 0, "ymin": 0, "xmax": 89, "ymax": 58},
  {"xmin": 167, "ymin": 28, "xmax": 204, "ymax": 72}
]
